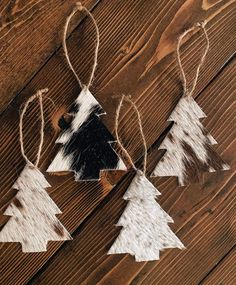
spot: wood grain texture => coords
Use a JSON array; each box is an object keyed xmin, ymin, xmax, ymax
[
  {"xmin": 200, "ymin": 246, "xmax": 236, "ymax": 285},
  {"xmin": 0, "ymin": 0, "xmax": 98, "ymax": 113},
  {"xmin": 0, "ymin": 0, "xmax": 235, "ymax": 284},
  {"xmin": 28, "ymin": 57, "xmax": 236, "ymax": 285}
]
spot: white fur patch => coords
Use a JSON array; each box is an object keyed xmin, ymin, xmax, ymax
[
  {"xmin": 47, "ymin": 149, "xmax": 73, "ymax": 172},
  {"xmin": 108, "ymin": 171, "xmax": 184, "ymax": 262},
  {"xmin": 57, "ymin": 88, "xmax": 105, "ymax": 144},
  {"xmin": 0, "ymin": 164, "xmax": 72, "ymax": 252},
  {"xmin": 115, "ymin": 155, "xmax": 127, "ymax": 171}
]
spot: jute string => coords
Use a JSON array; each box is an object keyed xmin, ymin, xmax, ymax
[
  {"xmin": 19, "ymin": 88, "xmax": 49, "ymax": 168},
  {"xmin": 115, "ymin": 95, "xmax": 148, "ymax": 175},
  {"xmin": 63, "ymin": 2, "xmax": 100, "ymax": 89},
  {"xmin": 176, "ymin": 21, "xmax": 209, "ymax": 97}
]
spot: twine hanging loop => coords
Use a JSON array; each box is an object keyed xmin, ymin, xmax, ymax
[
  {"xmin": 176, "ymin": 20, "xmax": 209, "ymax": 97},
  {"xmin": 19, "ymin": 88, "xmax": 48, "ymax": 168},
  {"xmin": 63, "ymin": 2, "xmax": 100, "ymax": 89},
  {"xmin": 115, "ymin": 95, "xmax": 148, "ymax": 175}
]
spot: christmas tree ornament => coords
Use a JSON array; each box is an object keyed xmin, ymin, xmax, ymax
[
  {"xmin": 151, "ymin": 21, "xmax": 230, "ymax": 186},
  {"xmin": 0, "ymin": 90, "xmax": 72, "ymax": 252},
  {"xmin": 47, "ymin": 2, "xmax": 126, "ymax": 181},
  {"xmin": 108, "ymin": 96, "xmax": 184, "ymax": 262}
]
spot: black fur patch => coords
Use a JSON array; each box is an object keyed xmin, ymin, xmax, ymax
[
  {"xmin": 63, "ymin": 113, "xmax": 120, "ymax": 180},
  {"xmin": 48, "ymin": 90, "xmax": 125, "ymax": 181}
]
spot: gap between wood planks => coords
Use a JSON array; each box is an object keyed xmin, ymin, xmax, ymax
[
  {"xmin": 198, "ymin": 244, "xmax": 236, "ymax": 284},
  {"xmin": 27, "ymin": 55, "xmax": 235, "ymax": 285}
]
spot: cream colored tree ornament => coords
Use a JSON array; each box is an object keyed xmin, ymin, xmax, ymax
[
  {"xmin": 108, "ymin": 170, "xmax": 184, "ymax": 261},
  {"xmin": 0, "ymin": 164, "xmax": 71, "ymax": 252},
  {"xmin": 152, "ymin": 22, "xmax": 229, "ymax": 186},
  {"xmin": 0, "ymin": 90, "xmax": 72, "ymax": 252},
  {"xmin": 108, "ymin": 96, "xmax": 184, "ymax": 262}
]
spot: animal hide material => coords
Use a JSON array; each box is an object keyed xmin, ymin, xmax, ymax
[
  {"xmin": 47, "ymin": 87, "xmax": 127, "ymax": 181},
  {"xmin": 108, "ymin": 170, "xmax": 184, "ymax": 262},
  {"xmin": 152, "ymin": 96, "xmax": 230, "ymax": 186},
  {"xmin": 0, "ymin": 164, "xmax": 72, "ymax": 252}
]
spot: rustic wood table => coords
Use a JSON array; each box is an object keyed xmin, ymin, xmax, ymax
[{"xmin": 0, "ymin": 1, "xmax": 235, "ymax": 284}]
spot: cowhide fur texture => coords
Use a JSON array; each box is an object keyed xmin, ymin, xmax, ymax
[
  {"xmin": 152, "ymin": 96, "xmax": 230, "ymax": 186},
  {"xmin": 47, "ymin": 87, "xmax": 127, "ymax": 181},
  {"xmin": 108, "ymin": 170, "xmax": 184, "ymax": 262},
  {"xmin": 0, "ymin": 164, "xmax": 72, "ymax": 252}
]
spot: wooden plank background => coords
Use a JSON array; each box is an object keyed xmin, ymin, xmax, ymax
[{"xmin": 0, "ymin": 0, "xmax": 235, "ymax": 284}]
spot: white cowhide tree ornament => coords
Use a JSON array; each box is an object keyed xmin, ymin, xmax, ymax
[
  {"xmin": 108, "ymin": 96, "xmax": 184, "ymax": 262},
  {"xmin": 47, "ymin": 2, "xmax": 126, "ymax": 181},
  {"xmin": 152, "ymin": 21, "xmax": 229, "ymax": 186},
  {"xmin": 0, "ymin": 90, "xmax": 72, "ymax": 252}
]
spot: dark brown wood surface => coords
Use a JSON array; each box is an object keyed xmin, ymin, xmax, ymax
[
  {"xmin": 0, "ymin": 0, "xmax": 99, "ymax": 112},
  {"xmin": 0, "ymin": 0, "xmax": 235, "ymax": 284}
]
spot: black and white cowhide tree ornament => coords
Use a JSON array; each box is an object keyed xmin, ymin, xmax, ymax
[
  {"xmin": 0, "ymin": 90, "xmax": 72, "ymax": 252},
  {"xmin": 108, "ymin": 96, "xmax": 184, "ymax": 262},
  {"xmin": 47, "ymin": 2, "xmax": 126, "ymax": 181},
  {"xmin": 151, "ymin": 21, "xmax": 230, "ymax": 186}
]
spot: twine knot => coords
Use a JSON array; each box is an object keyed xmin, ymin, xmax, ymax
[
  {"xmin": 196, "ymin": 20, "xmax": 207, "ymax": 28},
  {"xmin": 75, "ymin": 2, "xmax": 83, "ymax": 11},
  {"xmin": 35, "ymin": 88, "xmax": 49, "ymax": 98}
]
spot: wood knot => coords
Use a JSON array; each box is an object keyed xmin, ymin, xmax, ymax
[
  {"xmin": 121, "ymin": 46, "xmax": 131, "ymax": 55},
  {"xmin": 51, "ymin": 106, "xmax": 69, "ymax": 131},
  {"xmin": 59, "ymin": 113, "xmax": 73, "ymax": 129}
]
